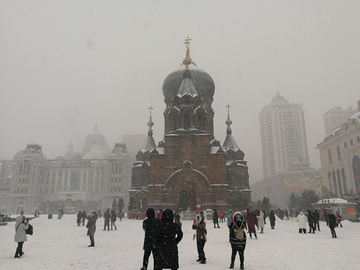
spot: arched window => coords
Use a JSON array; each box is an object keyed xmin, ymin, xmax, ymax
[
  {"xmin": 328, "ymin": 149, "xmax": 332, "ymax": 164},
  {"xmin": 341, "ymin": 168, "xmax": 347, "ymax": 194},
  {"xmin": 332, "ymin": 171, "xmax": 338, "ymax": 196},
  {"xmin": 337, "ymin": 169, "xmax": 343, "ymax": 196},
  {"xmin": 352, "ymin": 156, "xmax": 360, "ymax": 193}
]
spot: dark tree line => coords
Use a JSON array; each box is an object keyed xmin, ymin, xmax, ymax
[{"xmin": 288, "ymin": 190, "xmax": 319, "ymax": 215}]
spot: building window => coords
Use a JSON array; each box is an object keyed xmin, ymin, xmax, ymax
[
  {"xmin": 357, "ymin": 136, "xmax": 360, "ymax": 143},
  {"xmin": 337, "ymin": 169, "xmax": 343, "ymax": 196},
  {"xmin": 332, "ymin": 171, "xmax": 338, "ymax": 196},
  {"xmin": 344, "ymin": 142, "xmax": 347, "ymax": 148},
  {"xmin": 328, "ymin": 149, "xmax": 332, "ymax": 164},
  {"xmin": 337, "ymin": 146, "xmax": 341, "ymax": 161},
  {"xmin": 350, "ymin": 139, "xmax": 353, "ymax": 146},
  {"xmin": 341, "ymin": 168, "xmax": 347, "ymax": 194}
]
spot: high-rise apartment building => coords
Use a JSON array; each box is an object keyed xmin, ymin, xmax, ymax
[
  {"xmin": 323, "ymin": 106, "xmax": 358, "ymax": 135},
  {"xmin": 259, "ymin": 93, "xmax": 310, "ymax": 178}
]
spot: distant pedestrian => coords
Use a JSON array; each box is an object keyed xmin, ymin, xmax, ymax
[
  {"xmin": 178, "ymin": 209, "xmax": 183, "ymax": 230},
  {"xmin": 245, "ymin": 210, "xmax": 257, "ymax": 239},
  {"xmin": 296, "ymin": 211, "xmax": 308, "ymax": 233},
  {"xmin": 111, "ymin": 209, "xmax": 117, "ymax": 230},
  {"xmin": 327, "ymin": 210, "xmax": 337, "ymax": 238},
  {"xmin": 192, "ymin": 211, "xmax": 207, "ymax": 264},
  {"xmin": 81, "ymin": 210, "xmax": 87, "ymax": 226},
  {"xmin": 159, "ymin": 209, "xmax": 183, "ymax": 270},
  {"xmin": 336, "ymin": 211, "xmax": 343, "ymax": 228},
  {"xmin": 103, "ymin": 209, "xmax": 110, "ymax": 231},
  {"xmin": 307, "ymin": 210, "xmax": 315, "ymax": 233},
  {"xmin": 313, "ymin": 210, "xmax": 320, "ymax": 231},
  {"xmin": 85, "ymin": 211, "xmax": 98, "ymax": 247},
  {"xmin": 269, "ymin": 210, "xmax": 276, "ymax": 229},
  {"xmin": 14, "ymin": 215, "xmax": 29, "ymax": 258},
  {"xmin": 228, "ymin": 211, "xmax": 246, "ymax": 270},
  {"xmin": 76, "ymin": 211, "xmax": 82, "ymax": 226},
  {"xmin": 219, "ymin": 209, "xmax": 225, "ymax": 223},
  {"xmin": 141, "ymin": 208, "xmax": 161, "ymax": 270},
  {"xmin": 257, "ymin": 210, "xmax": 265, "ymax": 233},
  {"xmin": 213, "ymin": 209, "xmax": 220, "ymax": 228}
]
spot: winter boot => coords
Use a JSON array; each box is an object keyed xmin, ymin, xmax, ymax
[{"xmin": 199, "ymin": 258, "xmax": 206, "ymax": 264}]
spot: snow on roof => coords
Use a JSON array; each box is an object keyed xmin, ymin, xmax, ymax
[{"xmin": 315, "ymin": 198, "xmax": 349, "ymax": 204}]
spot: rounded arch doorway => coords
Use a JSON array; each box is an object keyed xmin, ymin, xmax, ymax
[{"xmin": 179, "ymin": 190, "xmax": 197, "ymax": 211}]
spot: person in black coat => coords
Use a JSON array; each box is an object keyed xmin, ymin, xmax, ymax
[
  {"xmin": 313, "ymin": 209, "xmax": 320, "ymax": 231},
  {"xmin": 228, "ymin": 212, "xmax": 247, "ymax": 269},
  {"xmin": 158, "ymin": 209, "xmax": 183, "ymax": 270},
  {"xmin": 110, "ymin": 210, "xmax": 117, "ymax": 230},
  {"xmin": 213, "ymin": 209, "xmax": 220, "ymax": 228},
  {"xmin": 141, "ymin": 208, "xmax": 161, "ymax": 270},
  {"xmin": 327, "ymin": 210, "xmax": 337, "ymax": 238},
  {"xmin": 76, "ymin": 211, "xmax": 82, "ymax": 226},
  {"xmin": 307, "ymin": 210, "xmax": 315, "ymax": 233},
  {"xmin": 103, "ymin": 209, "xmax": 110, "ymax": 231},
  {"xmin": 269, "ymin": 210, "xmax": 276, "ymax": 229}
]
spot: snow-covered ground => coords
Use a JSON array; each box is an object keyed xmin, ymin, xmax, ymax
[{"xmin": 0, "ymin": 214, "xmax": 359, "ymax": 270}]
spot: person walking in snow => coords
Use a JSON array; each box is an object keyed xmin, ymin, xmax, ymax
[
  {"xmin": 76, "ymin": 211, "xmax": 82, "ymax": 226},
  {"xmin": 269, "ymin": 210, "xmax": 276, "ymax": 229},
  {"xmin": 141, "ymin": 208, "xmax": 161, "ymax": 270},
  {"xmin": 110, "ymin": 209, "xmax": 117, "ymax": 230},
  {"xmin": 81, "ymin": 210, "xmax": 87, "ymax": 226},
  {"xmin": 192, "ymin": 211, "xmax": 207, "ymax": 264},
  {"xmin": 219, "ymin": 209, "xmax": 225, "ymax": 223},
  {"xmin": 14, "ymin": 215, "xmax": 29, "ymax": 258},
  {"xmin": 313, "ymin": 210, "xmax": 320, "ymax": 231},
  {"xmin": 85, "ymin": 211, "xmax": 98, "ymax": 247},
  {"xmin": 103, "ymin": 209, "xmax": 110, "ymax": 231},
  {"xmin": 213, "ymin": 209, "xmax": 220, "ymax": 228},
  {"xmin": 296, "ymin": 211, "xmax": 308, "ymax": 233},
  {"xmin": 257, "ymin": 210, "xmax": 265, "ymax": 233},
  {"xmin": 245, "ymin": 210, "xmax": 257, "ymax": 239},
  {"xmin": 336, "ymin": 211, "xmax": 343, "ymax": 228},
  {"xmin": 158, "ymin": 209, "xmax": 183, "ymax": 270},
  {"xmin": 307, "ymin": 210, "xmax": 315, "ymax": 233},
  {"xmin": 327, "ymin": 210, "xmax": 337, "ymax": 238},
  {"xmin": 228, "ymin": 211, "xmax": 247, "ymax": 269}
]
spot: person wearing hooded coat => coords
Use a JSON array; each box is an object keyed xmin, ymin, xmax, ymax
[
  {"xmin": 141, "ymin": 208, "xmax": 161, "ymax": 270},
  {"xmin": 257, "ymin": 210, "xmax": 265, "ymax": 233},
  {"xmin": 296, "ymin": 211, "xmax": 308, "ymax": 233},
  {"xmin": 158, "ymin": 209, "xmax": 183, "ymax": 270},
  {"xmin": 269, "ymin": 210, "xmax": 276, "ymax": 229},
  {"xmin": 327, "ymin": 210, "xmax": 337, "ymax": 238},
  {"xmin": 85, "ymin": 211, "xmax": 98, "ymax": 247},
  {"xmin": 14, "ymin": 215, "xmax": 29, "ymax": 258},
  {"xmin": 228, "ymin": 212, "xmax": 247, "ymax": 269},
  {"xmin": 245, "ymin": 210, "xmax": 257, "ymax": 239},
  {"xmin": 192, "ymin": 211, "xmax": 207, "ymax": 264}
]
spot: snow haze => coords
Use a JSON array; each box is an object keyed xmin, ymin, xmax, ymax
[
  {"xmin": 0, "ymin": 214, "xmax": 359, "ymax": 269},
  {"xmin": 0, "ymin": 1, "xmax": 359, "ymax": 183}
]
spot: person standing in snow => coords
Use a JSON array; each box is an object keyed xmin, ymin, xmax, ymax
[
  {"xmin": 228, "ymin": 212, "xmax": 247, "ymax": 269},
  {"xmin": 245, "ymin": 210, "xmax": 257, "ymax": 239},
  {"xmin": 158, "ymin": 209, "xmax": 183, "ymax": 270},
  {"xmin": 110, "ymin": 209, "xmax": 117, "ymax": 230},
  {"xmin": 81, "ymin": 210, "xmax": 87, "ymax": 226},
  {"xmin": 313, "ymin": 210, "xmax": 320, "ymax": 231},
  {"xmin": 296, "ymin": 211, "xmax": 308, "ymax": 233},
  {"xmin": 192, "ymin": 211, "xmax": 207, "ymax": 264},
  {"xmin": 85, "ymin": 211, "xmax": 98, "ymax": 247},
  {"xmin": 103, "ymin": 209, "xmax": 110, "ymax": 231},
  {"xmin": 76, "ymin": 211, "xmax": 82, "ymax": 226},
  {"xmin": 336, "ymin": 211, "xmax": 343, "ymax": 228},
  {"xmin": 213, "ymin": 209, "xmax": 220, "ymax": 228},
  {"xmin": 257, "ymin": 210, "xmax": 265, "ymax": 233},
  {"xmin": 269, "ymin": 210, "xmax": 276, "ymax": 229},
  {"xmin": 14, "ymin": 215, "xmax": 29, "ymax": 258},
  {"xmin": 141, "ymin": 208, "xmax": 161, "ymax": 270},
  {"xmin": 307, "ymin": 210, "xmax": 315, "ymax": 233},
  {"xmin": 219, "ymin": 209, "xmax": 225, "ymax": 223},
  {"xmin": 327, "ymin": 210, "xmax": 337, "ymax": 238}
]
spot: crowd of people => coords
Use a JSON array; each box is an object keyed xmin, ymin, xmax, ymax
[{"xmin": 12, "ymin": 206, "xmax": 345, "ymax": 269}]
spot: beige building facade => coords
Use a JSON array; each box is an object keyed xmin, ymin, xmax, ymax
[{"xmin": 316, "ymin": 101, "xmax": 360, "ymax": 198}]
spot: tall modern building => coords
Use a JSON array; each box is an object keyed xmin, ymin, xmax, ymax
[
  {"xmin": 323, "ymin": 106, "xmax": 358, "ymax": 135},
  {"xmin": 259, "ymin": 93, "xmax": 310, "ymax": 178}
]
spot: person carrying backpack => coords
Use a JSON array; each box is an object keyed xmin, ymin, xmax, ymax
[
  {"xmin": 228, "ymin": 211, "xmax": 247, "ymax": 269},
  {"xmin": 14, "ymin": 215, "xmax": 29, "ymax": 258}
]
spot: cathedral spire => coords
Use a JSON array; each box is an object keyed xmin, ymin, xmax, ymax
[
  {"xmin": 183, "ymin": 37, "xmax": 193, "ymax": 71},
  {"xmin": 147, "ymin": 106, "xmax": 154, "ymax": 132},
  {"xmin": 226, "ymin": 104, "xmax": 232, "ymax": 131}
]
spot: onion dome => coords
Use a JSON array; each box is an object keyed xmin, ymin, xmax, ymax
[{"xmin": 162, "ymin": 37, "xmax": 215, "ymax": 104}]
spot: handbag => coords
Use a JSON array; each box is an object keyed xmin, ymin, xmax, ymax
[{"xmin": 26, "ymin": 224, "xmax": 33, "ymax": 235}]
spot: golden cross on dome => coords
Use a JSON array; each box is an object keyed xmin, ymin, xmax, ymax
[
  {"xmin": 226, "ymin": 104, "xmax": 232, "ymax": 131},
  {"xmin": 148, "ymin": 106, "xmax": 154, "ymax": 132},
  {"xmin": 148, "ymin": 106, "xmax": 153, "ymax": 116},
  {"xmin": 226, "ymin": 104, "xmax": 231, "ymax": 113},
  {"xmin": 184, "ymin": 37, "xmax": 192, "ymax": 49}
]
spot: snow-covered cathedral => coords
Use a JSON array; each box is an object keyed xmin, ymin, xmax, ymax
[{"xmin": 128, "ymin": 38, "xmax": 251, "ymax": 217}]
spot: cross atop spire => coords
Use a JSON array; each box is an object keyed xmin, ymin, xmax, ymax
[
  {"xmin": 147, "ymin": 106, "xmax": 154, "ymax": 132},
  {"xmin": 226, "ymin": 104, "xmax": 232, "ymax": 131},
  {"xmin": 183, "ymin": 36, "xmax": 192, "ymax": 71}
]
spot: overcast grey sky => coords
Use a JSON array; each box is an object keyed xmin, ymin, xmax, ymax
[{"xmin": 0, "ymin": 0, "xmax": 359, "ymax": 183}]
